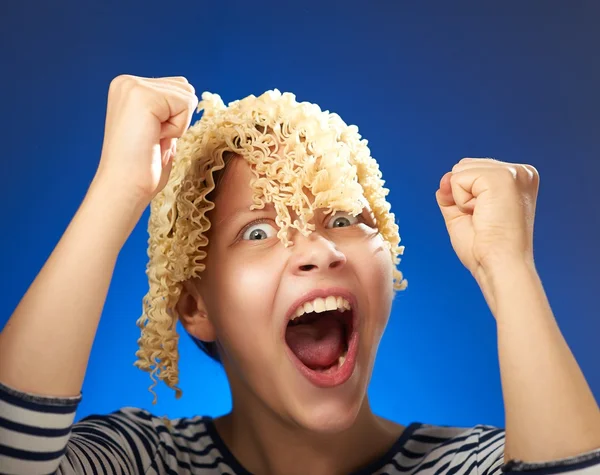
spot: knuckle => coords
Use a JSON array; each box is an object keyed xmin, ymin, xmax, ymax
[
  {"xmin": 164, "ymin": 76, "xmax": 191, "ymax": 87},
  {"xmin": 128, "ymin": 83, "xmax": 152, "ymax": 101},
  {"xmin": 168, "ymin": 76, "xmax": 195, "ymax": 94},
  {"xmin": 188, "ymin": 93, "xmax": 199, "ymax": 108},
  {"xmin": 514, "ymin": 164, "xmax": 529, "ymax": 178},
  {"xmin": 502, "ymin": 166, "xmax": 518, "ymax": 181},
  {"xmin": 524, "ymin": 164, "xmax": 539, "ymax": 177},
  {"xmin": 176, "ymin": 80, "xmax": 195, "ymax": 95},
  {"xmin": 110, "ymin": 74, "xmax": 135, "ymax": 90},
  {"xmin": 518, "ymin": 164, "xmax": 540, "ymax": 185},
  {"xmin": 125, "ymin": 80, "xmax": 141, "ymax": 93},
  {"xmin": 108, "ymin": 75, "xmax": 145, "ymax": 101}
]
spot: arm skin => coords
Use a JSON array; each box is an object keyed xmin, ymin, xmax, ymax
[
  {"xmin": 475, "ymin": 257, "xmax": 600, "ymax": 463},
  {"xmin": 0, "ymin": 175, "xmax": 148, "ymax": 397}
]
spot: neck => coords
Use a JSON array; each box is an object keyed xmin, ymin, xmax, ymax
[{"xmin": 213, "ymin": 394, "xmax": 404, "ymax": 475}]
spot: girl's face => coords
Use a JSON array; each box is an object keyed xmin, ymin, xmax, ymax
[{"xmin": 182, "ymin": 157, "xmax": 395, "ymax": 432}]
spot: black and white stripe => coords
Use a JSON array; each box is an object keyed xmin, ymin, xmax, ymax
[{"xmin": 1, "ymin": 381, "xmax": 598, "ymax": 474}]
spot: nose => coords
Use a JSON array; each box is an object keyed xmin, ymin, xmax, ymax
[{"xmin": 288, "ymin": 230, "xmax": 347, "ymax": 276}]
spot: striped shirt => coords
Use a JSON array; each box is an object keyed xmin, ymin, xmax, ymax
[{"xmin": 1, "ymin": 382, "xmax": 599, "ymax": 475}]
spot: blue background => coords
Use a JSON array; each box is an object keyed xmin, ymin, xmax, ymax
[{"xmin": 1, "ymin": 1, "xmax": 598, "ymax": 429}]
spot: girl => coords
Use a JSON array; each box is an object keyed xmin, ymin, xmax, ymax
[{"xmin": 0, "ymin": 75, "xmax": 599, "ymax": 475}]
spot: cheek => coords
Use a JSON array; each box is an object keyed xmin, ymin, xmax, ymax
[
  {"xmin": 207, "ymin": 250, "xmax": 282, "ymax": 358},
  {"xmin": 357, "ymin": 236, "xmax": 395, "ymax": 328}
]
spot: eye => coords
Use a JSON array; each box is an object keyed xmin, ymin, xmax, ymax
[
  {"xmin": 242, "ymin": 221, "xmax": 278, "ymax": 241},
  {"xmin": 326, "ymin": 211, "xmax": 359, "ymax": 229}
]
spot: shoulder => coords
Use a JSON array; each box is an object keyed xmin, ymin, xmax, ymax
[
  {"xmin": 66, "ymin": 408, "xmax": 221, "ymax": 474},
  {"xmin": 386, "ymin": 422, "xmax": 505, "ymax": 473},
  {"xmin": 409, "ymin": 422, "xmax": 505, "ymax": 457},
  {"xmin": 75, "ymin": 406, "xmax": 216, "ymax": 449},
  {"xmin": 410, "ymin": 421, "xmax": 506, "ymax": 446}
]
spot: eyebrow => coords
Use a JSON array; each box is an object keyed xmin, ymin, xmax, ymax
[
  {"xmin": 213, "ymin": 204, "xmax": 275, "ymax": 229},
  {"xmin": 213, "ymin": 202, "xmax": 371, "ymax": 231}
]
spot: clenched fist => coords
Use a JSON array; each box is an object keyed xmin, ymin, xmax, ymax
[
  {"xmin": 95, "ymin": 75, "xmax": 198, "ymax": 204},
  {"xmin": 436, "ymin": 158, "xmax": 539, "ymax": 276}
]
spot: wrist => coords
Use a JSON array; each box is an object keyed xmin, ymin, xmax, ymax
[
  {"xmin": 89, "ymin": 172, "xmax": 151, "ymax": 219},
  {"xmin": 473, "ymin": 254, "xmax": 538, "ymax": 316},
  {"xmin": 479, "ymin": 251, "xmax": 535, "ymax": 281},
  {"xmin": 86, "ymin": 174, "xmax": 150, "ymax": 245}
]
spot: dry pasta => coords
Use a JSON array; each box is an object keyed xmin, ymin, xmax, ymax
[{"xmin": 134, "ymin": 90, "xmax": 408, "ymax": 403}]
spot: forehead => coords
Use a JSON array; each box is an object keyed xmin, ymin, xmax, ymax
[
  {"xmin": 211, "ymin": 157, "xmax": 256, "ymax": 218},
  {"xmin": 209, "ymin": 151, "xmax": 370, "ymax": 229}
]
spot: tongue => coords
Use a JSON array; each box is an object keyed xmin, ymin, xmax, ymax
[{"xmin": 285, "ymin": 313, "xmax": 345, "ymax": 368}]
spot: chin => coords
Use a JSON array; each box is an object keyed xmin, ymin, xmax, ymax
[
  {"xmin": 292, "ymin": 400, "xmax": 363, "ymax": 434},
  {"xmin": 284, "ymin": 377, "xmax": 369, "ymax": 434}
]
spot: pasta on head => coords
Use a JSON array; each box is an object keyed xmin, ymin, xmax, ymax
[{"xmin": 135, "ymin": 89, "xmax": 408, "ymax": 403}]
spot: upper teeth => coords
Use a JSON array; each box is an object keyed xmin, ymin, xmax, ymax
[{"xmin": 291, "ymin": 296, "xmax": 352, "ymax": 321}]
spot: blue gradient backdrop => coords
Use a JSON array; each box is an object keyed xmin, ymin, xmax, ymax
[{"xmin": 1, "ymin": 2, "xmax": 598, "ymax": 428}]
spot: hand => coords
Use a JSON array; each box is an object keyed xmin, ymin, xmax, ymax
[
  {"xmin": 94, "ymin": 75, "xmax": 199, "ymax": 205},
  {"xmin": 435, "ymin": 158, "xmax": 539, "ymax": 276}
]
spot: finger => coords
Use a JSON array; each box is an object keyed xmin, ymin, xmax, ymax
[
  {"xmin": 435, "ymin": 171, "xmax": 467, "ymax": 223},
  {"xmin": 453, "ymin": 158, "xmax": 503, "ymax": 173},
  {"xmin": 518, "ymin": 164, "xmax": 539, "ymax": 186},
  {"xmin": 146, "ymin": 81, "xmax": 197, "ymax": 106},
  {"xmin": 436, "ymin": 172, "xmax": 454, "ymax": 206},
  {"xmin": 458, "ymin": 157, "xmax": 501, "ymax": 164},
  {"xmin": 146, "ymin": 76, "xmax": 191, "ymax": 85},
  {"xmin": 435, "ymin": 188, "xmax": 464, "ymax": 223},
  {"xmin": 154, "ymin": 90, "xmax": 198, "ymax": 139},
  {"xmin": 159, "ymin": 108, "xmax": 195, "ymax": 139},
  {"xmin": 450, "ymin": 172, "xmax": 477, "ymax": 213},
  {"xmin": 157, "ymin": 148, "xmax": 175, "ymax": 191},
  {"xmin": 522, "ymin": 164, "xmax": 538, "ymax": 176},
  {"xmin": 147, "ymin": 78, "xmax": 196, "ymax": 95},
  {"xmin": 160, "ymin": 137, "xmax": 177, "ymax": 167}
]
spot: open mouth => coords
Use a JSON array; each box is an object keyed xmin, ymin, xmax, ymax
[{"xmin": 283, "ymin": 293, "xmax": 359, "ymax": 387}]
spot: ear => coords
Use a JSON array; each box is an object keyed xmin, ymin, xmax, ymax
[{"xmin": 176, "ymin": 278, "xmax": 216, "ymax": 343}]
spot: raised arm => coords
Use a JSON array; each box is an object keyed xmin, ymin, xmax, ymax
[
  {"xmin": 483, "ymin": 256, "xmax": 600, "ymax": 463},
  {"xmin": 436, "ymin": 158, "xmax": 600, "ymax": 466},
  {"xmin": 0, "ymin": 75, "xmax": 198, "ymax": 473},
  {"xmin": 0, "ymin": 74, "xmax": 197, "ymax": 397}
]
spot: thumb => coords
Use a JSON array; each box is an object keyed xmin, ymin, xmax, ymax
[
  {"xmin": 160, "ymin": 137, "xmax": 177, "ymax": 168},
  {"xmin": 446, "ymin": 170, "xmax": 478, "ymax": 214},
  {"xmin": 435, "ymin": 171, "xmax": 473, "ymax": 224},
  {"xmin": 436, "ymin": 172, "xmax": 454, "ymax": 207},
  {"xmin": 156, "ymin": 148, "xmax": 175, "ymax": 194}
]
